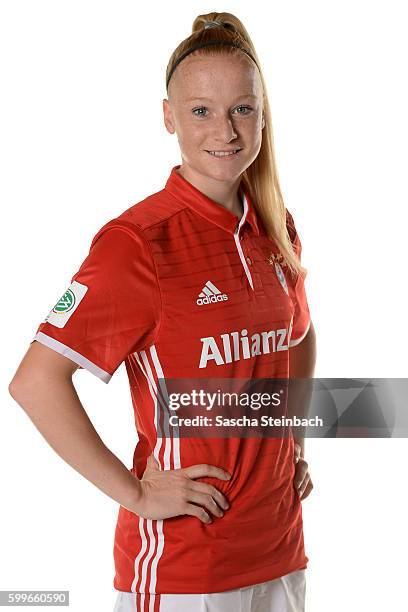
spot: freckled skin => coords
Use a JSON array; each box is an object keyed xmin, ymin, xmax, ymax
[{"xmin": 162, "ymin": 54, "xmax": 265, "ymax": 215}]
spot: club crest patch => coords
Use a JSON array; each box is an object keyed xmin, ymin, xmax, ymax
[{"xmin": 44, "ymin": 280, "xmax": 88, "ymax": 328}]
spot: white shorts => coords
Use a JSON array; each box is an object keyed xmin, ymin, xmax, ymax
[{"xmin": 113, "ymin": 569, "xmax": 306, "ymax": 612}]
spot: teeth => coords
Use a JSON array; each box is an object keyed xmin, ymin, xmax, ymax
[{"xmin": 208, "ymin": 150, "xmax": 239, "ymax": 157}]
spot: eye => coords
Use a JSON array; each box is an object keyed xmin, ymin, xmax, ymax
[
  {"xmin": 192, "ymin": 106, "xmax": 208, "ymax": 117},
  {"xmin": 234, "ymin": 105, "xmax": 252, "ymax": 115},
  {"xmin": 192, "ymin": 105, "xmax": 253, "ymax": 118}
]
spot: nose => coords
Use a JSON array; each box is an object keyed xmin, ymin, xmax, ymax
[{"xmin": 213, "ymin": 113, "xmax": 238, "ymax": 143}]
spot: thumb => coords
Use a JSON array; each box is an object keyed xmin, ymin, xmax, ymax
[{"xmin": 146, "ymin": 453, "xmax": 160, "ymax": 469}]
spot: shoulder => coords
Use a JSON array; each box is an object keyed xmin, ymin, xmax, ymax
[
  {"xmin": 285, "ymin": 207, "xmax": 305, "ymax": 260},
  {"xmin": 285, "ymin": 208, "xmax": 297, "ymax": 242},
  {"xmin": 89, "ymin": 187, "xmax": 186, "ymax": 249},
  {"xmin": 119, "ymin": 188, "xmax": 185, "ymax": 232}
]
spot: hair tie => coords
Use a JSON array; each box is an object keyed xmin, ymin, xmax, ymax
[{"xmin": 204, "ymin": 20, "xmax": 223, "ymax": 29}]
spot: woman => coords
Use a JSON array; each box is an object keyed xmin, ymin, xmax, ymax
[{"xmin": 9, "ymin": 11, "xmax": 316, "ymax": 612}]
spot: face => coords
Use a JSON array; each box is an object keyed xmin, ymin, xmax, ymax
[{"xmin": 163, "ymin": 53, "xmax": 265, "ymax": 186}]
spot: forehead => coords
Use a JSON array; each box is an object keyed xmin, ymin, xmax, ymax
[{"xmin": 169, "ymin": 53, "xmax": 262, "ymax": 101}]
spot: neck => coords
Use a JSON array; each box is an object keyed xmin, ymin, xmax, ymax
[{"xmin": 177, "ymin": 163, "xmax": 243, "ymax": 219}]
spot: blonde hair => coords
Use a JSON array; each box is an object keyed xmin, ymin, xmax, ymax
[{"xmin": 165, "ymin": 11, "xmax": 307, "ymax": 281}]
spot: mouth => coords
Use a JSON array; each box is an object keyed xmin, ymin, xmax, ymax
[{"xmin": 205, "ymin": 148, "xmax": 243, "ymax": 158}]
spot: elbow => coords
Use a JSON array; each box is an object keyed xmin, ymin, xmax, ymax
[
  {"xmin": 8, "ymin": 370, "xmax": 46, "ymax": 409},
  {"xmin": 8, "ymin": 376, "xmax": 32, "ymax": 408},
  {"xmin": 9, "ymin": 376, "xmax": 23, "ymax": 400},
  {"xmin": 8, "ymin": 380, "xmax": 17, "ymax": 398}
]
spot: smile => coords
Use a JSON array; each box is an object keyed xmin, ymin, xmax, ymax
[{"xmin": 206, "ymin": 149, "xmax": 242, "ymax": 158}]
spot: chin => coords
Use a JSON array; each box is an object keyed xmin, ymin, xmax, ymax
[
  {"xmin": 201, "ymin": 154, "xmax": 245, "ymax": 172},
  {"xmin": 204, "ymin": 165, "xmax": 243, "ymax": 182}
]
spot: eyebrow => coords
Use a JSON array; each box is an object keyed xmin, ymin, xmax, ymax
[{"xmin": 184, "ymin": 94, "xmax": 258, "ymax": 103}]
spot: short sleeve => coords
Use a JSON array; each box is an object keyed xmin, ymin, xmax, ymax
[
  {"xmin": 31, "ymin": 220, "xmax": 161, "ymax": 383},
  {"xmin": 286, "ymin": 209, "xmax": 311, "ymax": 347}
]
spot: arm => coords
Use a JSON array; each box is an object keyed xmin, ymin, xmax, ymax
[
  {"xmin": 8, "ymin": 341, "xmax": 230, "ymax": 523},
  {"xmin": 288, "ymin": 320, "xmax": 317, "ymax": 459},
  {"xmin": 8, "ymin": 340, "xmax": 143, "ymax": 513}
]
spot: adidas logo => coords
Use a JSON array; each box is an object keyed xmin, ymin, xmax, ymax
[{"xmin": 197, "ymin": 280, "xmax": 229, "ymax": 306}]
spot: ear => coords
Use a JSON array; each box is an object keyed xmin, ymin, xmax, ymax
[
  {"xmin": 261, "ymin": 113, "xmax": 265, "ymax": 130},
  {"xmin": 163, "ymin": 98, "xmax": 176, "ymax": 135}
]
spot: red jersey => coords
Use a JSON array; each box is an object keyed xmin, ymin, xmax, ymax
[{"xmin": 32, "ymin": 165, "xmax": 311, "ymax": 600}]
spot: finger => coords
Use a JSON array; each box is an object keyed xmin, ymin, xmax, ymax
[
  {"xmin": 294, "ymin": 474, "xmax": 305, "ymax": 493},
  {"xmin": 189, "ymin": 482, "xmax": 230, "ymax": 510},
  {"xmin": 297, "ymin": 475, "xmax": 311, "ymax": 499},
  {"xmin": 299, "ymin": 479, "xmax": 313, "ymax": 500},
  {"xmin": 185, "ymin": 503, "xmax": 213, "ymax": 524},
  {"xmin": 293, "ymin": 461, "xmax": 308, "ymax": 489},
  {"xmin": 187, "ymin": 491, "xmax": 225, "ymax": 518},
  {"xmin": 294, "ymin": 445, "xmax": 301, "ymax": 464},
  {"xmin": 183, "ymin": 464, "xmax": 231, "ymax": 482}
]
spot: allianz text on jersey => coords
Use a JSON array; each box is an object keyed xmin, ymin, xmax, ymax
[{"xmin": 199, "ymin": 324, "xmax": 292, "ymax": 368}]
